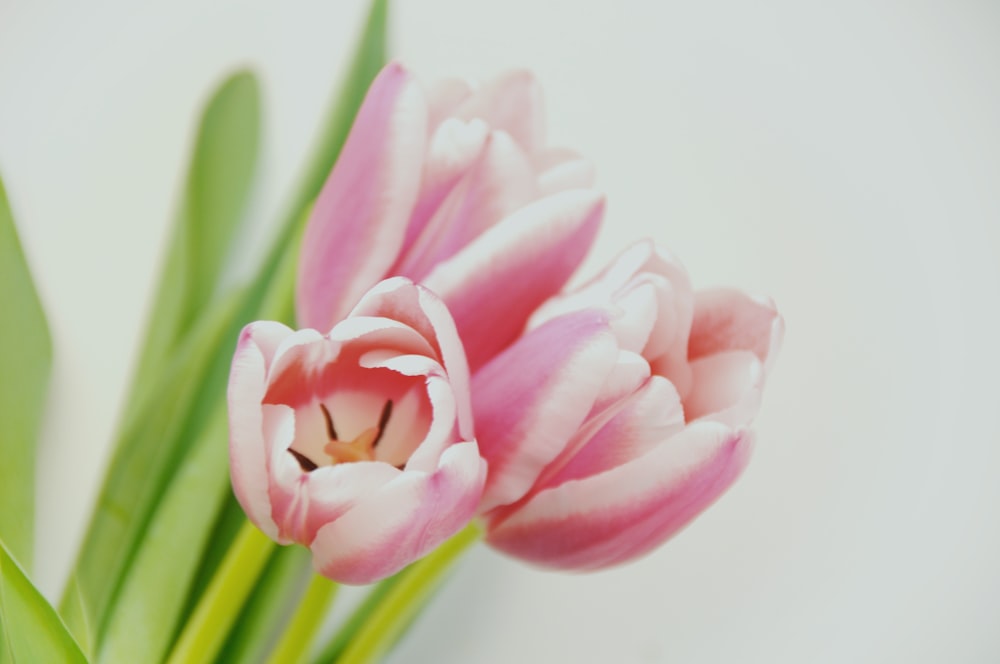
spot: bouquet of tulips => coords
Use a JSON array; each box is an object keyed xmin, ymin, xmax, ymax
[{"xmin": 0, "ymin": 1, "xmax": 782, "ymax": 661}]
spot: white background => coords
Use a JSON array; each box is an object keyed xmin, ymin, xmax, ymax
[{"xmin": 2, "ymin": 1, "xmax": 1000, "ymax": 662}]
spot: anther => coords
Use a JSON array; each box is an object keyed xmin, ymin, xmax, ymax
[
  {"xmin": 289, "ymin": 449, "xmax": 318, "ymax": 472},
  {"xmin": 319, "ymin": 403, "xmax": 338, "ymax": 440},
  {"xmin": 372, "ymin": 400, "xmax": 393, "ymax": 448}
]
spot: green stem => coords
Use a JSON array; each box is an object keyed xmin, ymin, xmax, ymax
[
  {"xmin": 333, "ymin": 522, "xmax": 483, "ymax": 664},
  {"xmin": 266, "ymin": 573, "xmax": 339, "ymax": 664},
  {"xmin": 165, "ymin": 521, "xmax": 274, "ymax": 664}
]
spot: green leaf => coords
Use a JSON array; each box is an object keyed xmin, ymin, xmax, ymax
[
  {"xmin": 0, "ymin": 539, "xmax": 87, "ymax": 664},
  {"xmin": 0, "ymin": 174, "xmax": 52, "ymax": 571},
  {"xmin": 312, "ymin": 523, "xmax": 481, "ymax": 664},
  {"xmin": 216, "ymin": 545, "xmax": 314, "ymax": 664},
  {"xmin": 128, "ymin": 70, "xmax": 261, "ymax": 415},
  {"xmin": 59, "ymin": 69, "xmax": 261, "ymax": 650},
  {"xmin": 95, "ymin": 409, "xmax": 231, "ymax": 664},
  {"xmin": 60, "ymin": 0, "xmax": 390, "ymax": 653}
]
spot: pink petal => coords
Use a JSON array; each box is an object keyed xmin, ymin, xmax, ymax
[
  {"xmin": 486, "ymin": 423, "xmax": 752, "ymax": 571},
  {"xmin": 689, "ymin": 289, "xmax": 782, "ymax": 367},
  {"xmin": 349, "ymin": 278, "xmax": 473, "ymax": 440},
  {"xmin": 310, "ymin": 441, "xmax": 486, "ymax": 584},
  {"xmin": 401, "ymin": 118, "xmax": 490, "ymax": 257},
  {"xmin": 684, "ymin": 349, "xmax": 763, "ymax": 426},
  {"xmin": 532, "ymin": 146, "xmax": 596, "ymax": 195},
  {"xmin": 589, "ymin": 350, "xmax": 651, "ymax": 416},
  {"xmin": 296, "ymin": 62, "xmax": 428, "ymax": 331},
  {"xmin": 454, "ymin": 70, "xmax": 546, "ymax": 152},
  {"xmin": 472, "ymin": 310, "xmax": 619, "ymax": 511},
  {"xmin": 425, "ymin": 77, "xmax": 473, "ymax": 128},
  {"xmin": 424, "ymin": 189, "xmax": 605, "ymax": 371},
  {"xmin": 268, "ymin": 444, "xmax": 400, "ymax": 545},
  {"xmin": 532, "ymin": 376, "xmax": 686, "ymax": 491},
  {"xmin": 228, "ymin": 322, "xmax": 296, "ymax": 540},
  {"xmin": 394, "ymin": 130, "xmax": 537, "ymax": 281}
]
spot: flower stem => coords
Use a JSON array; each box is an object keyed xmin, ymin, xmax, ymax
[
  {"xmin": 265, "ymin": 572, "xmax": 339, "ymax": 664},
  {"xmin": 165, "ymin": 520, "xmax": 274, "ymax": 664},
  {"xmin": 333, "ymin": 522, "xmax": 483, "ymax": 664}
]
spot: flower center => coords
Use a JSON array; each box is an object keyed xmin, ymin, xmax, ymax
[{"xmin": 289, "ymin": 400, "xmax": 394, "ymax": 471}]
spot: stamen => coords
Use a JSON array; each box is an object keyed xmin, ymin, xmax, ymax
[
  {"xmin": 289, "ymin": 449, "xmax": 318, "ymax": 472},
  {"xmin": 319, "ymin": 403, "xmax": 338, "ymax": 440},
  {"xmin": 371, "ymin": 400, "xmax": 393, "ymax": 448}
]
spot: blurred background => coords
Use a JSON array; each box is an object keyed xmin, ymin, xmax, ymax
[{"xmin": 2, "ymin": 1, "xmax": 999, "ymax": 661}]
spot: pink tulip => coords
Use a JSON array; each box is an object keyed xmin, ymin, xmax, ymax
[
  {"xmin": 474, "ymin": 241, "xmax": 783, "ymax": 570},
  {"xmin": 296, "ymin": 61, "xmax": 604, "ymax": 371},
  {"xmin": 228, "ymin": 278, "xmax": 486, "ymax": 584}
]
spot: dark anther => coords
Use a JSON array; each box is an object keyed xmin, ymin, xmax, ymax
[
  {"xmin": 319, "ymin": 403, "xmax": 338, "ymax": 441},
  {"xmin": 289, "ymin": 449, "xmax": 318, "ymax": 472},
  {"xmin": 372, "ymin": 400, "xmax": 393, "ymax": 448}
]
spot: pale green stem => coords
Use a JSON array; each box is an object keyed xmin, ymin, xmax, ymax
[
  {"xmin": 266, "ymin": 573, "xmax": 339, "ymax": 664},
  {"xmin": 165, "ymin": 520, "xmax": 274, "ymax": 664},
  {"xmin": 333, "ymin": 522, "xmax": 483, "ymax": 664}
]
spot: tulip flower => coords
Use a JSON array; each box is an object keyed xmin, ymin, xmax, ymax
[
  {"xmin": 473, "ymin": 241, "xmax": 783, "ymax": 570},
  {"xmin": 228, "ymin": 278, "xmax": 486, "ymax": 584},
  {"xmin": 296, "ymin": 61, "xmax": 604, "ymax": 371}
]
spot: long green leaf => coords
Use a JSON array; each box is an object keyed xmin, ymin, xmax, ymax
[
  {"xmin": 0, "ymin": 539, "xmax": 87, "ymax": 664},
  {"xmin": 59, "ymin": 292, "xmax": 243, "ymax": 652},
  {"xmin": 128, "ymin": 70, "xmax": 261, "ymax": 418},
  {"xmin": 62, "ymin": 0, "xmax": 390, "ymax": 654},
  {"xmin": 95, "ymin": 409, "xmax": 231, "ymax": 664},
  {"xmin": 59, "ymin": 70, "xmax": 261, "ymax": 649},
  {"xmin": 0, "ymin": 175, "xmax": 52, "ymax": 571},
  {"xmin": 216, "ymin": 545, "xmax": 314, "ymax": 664}
]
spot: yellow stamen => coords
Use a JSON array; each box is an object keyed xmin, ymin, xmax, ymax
[{"xmin": 324, "ymin": 426, "xmax": 381, "ymax": 464}]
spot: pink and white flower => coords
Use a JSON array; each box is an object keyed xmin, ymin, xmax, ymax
[
  {"xmin": 228, "ymin": 278, "xmax": 486, "ymax": 584},
  {"xmin": 474, "ymin": 241, "xmax": 783, "ymax": 570},
  {"xmin": 295, "ymin": 61, "xmax": 604, "ymax": 371}
]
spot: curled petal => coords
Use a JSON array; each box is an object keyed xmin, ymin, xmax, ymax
[
  {"xmin": 228, "ymin": 323, "xmax": 292, "ymax": 541},
  {"xmin": 396, "ymin": 130, "xmax": 537, "ymax": 281},
  {"xmin": 424, "ymin": 189, "xmax": 605, "ymax": 370},
  {"xmin": 454, "ymin": 70, "xmax": 546, "ymax": 152},
  {"xmin": 310, "ymin": 442, "xmax": 486, "ymax": 584},
  {"xmin": 402, "ymin": 118, "xmax": 490, "ymax": 256},
  {"xmin": 535, "ymin": 148, "xmax": 596, "ymax": 196},
  {"xmin": 486, "ymin": 423, "xmax": 752, "ymax": 571},
  {"xmin": 685, "ymin": 350, "xmax": 764, "ymax": 426},
  {"xmin": 533, "ymin": 376, "xmax": 686, "ymax": 491},
  {"xmin": 473, "ymin": 310, "xmax": 619, "ymax": 511},
  {"xmin": 296, "ymin": 62, "xmax": 428, "ymax": 331},
  {"xmin": 689, "ymin": 289, "xmax": 783, "ymax": 367},
  {"xmin": 425, "ymin": 77, "xmax": 474, "ymax": 128},
  {"xmin": 349, "ymin": 278, "xmax": 473, "ymax": 441}
]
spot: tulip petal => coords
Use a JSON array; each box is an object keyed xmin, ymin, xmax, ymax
[
  {"xmin": 535, "ymin": 148, "xmax": 597, "ymax": 195},
  {"xmin": 486, "ymin": 423, "xmax": 752, "ymax": 571},
  {"xmin": 533, "ymin": 376, "xmax": 686, "ymax": 490},
  {"xmin": 685, "ymin": 349, "xmax": 763, "ymax": 426},
  {"xmin": 454, "ymin": 70, "xmax": 546, "ymax": 151},
  {"xmin": 689, "ymin": 289, "xmax": 783, "ymax": 368},
  {"xmin": 228, "ymin": 323, "xmax": 296, "ymax": 540},
  {"xmin": 425, "ymin": 77, "xmax": 473, "ymax": 128},
  {"xmin": 349, "ymin": 278, "xmax": 473, "ymax": 440},
  {"xmin": 269, "ymin": 446, "xmax": 400, "ymax": 544},
  {"xmin": 395, "ymin": 130, "xmax": 537, "ymax": 281},
  {"xmin": 401, "ymin": 118, "xmax": 490, "ymax": 255},
  {"xmin": 424, "ymin": 189, "xmax": 605, "ymax": 370},
  {"xmin": 473, "ymin": 310, "xmax": 619, "ymax": 511},
  {"xmin": 310, "ymin": 441, "xmax": 486, "ymax": 584},
  {"xmin": 296, "ymin": 62, "xmax": 428, "ymax": 331}
]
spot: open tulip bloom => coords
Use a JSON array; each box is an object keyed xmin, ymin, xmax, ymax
[
  {"xmin": 233, "ymin": 60, "xmax": 783, "ymax": 586},
  {"xmin": 0, "ymin": 5, "xmax": 782, "ymax": 661}
]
